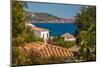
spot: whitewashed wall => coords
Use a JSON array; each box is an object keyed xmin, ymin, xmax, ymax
[
  {"xmin": 65, "ymin": 38, "xmax": 76, "ymax": 42},
  {"xmin": 40, "ymin": 31, "xmax": 49, "ymax": 40}
]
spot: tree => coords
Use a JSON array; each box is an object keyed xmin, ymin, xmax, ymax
[
  {"xmin": 12, "ymin": 46, "xmax": 33, "ymax": 66},
  {"xmin": 25, "ymin": 28, "xmax": 44, "ymax": 43},
  {"xmin": 75, "ymin": 6, "xmax": 96, "ymax": 61},
  {"xmin": 12, "ymin": 1, "xmax": 26, "ymax": 37},
  {"xmin": 12, "ymin": 0, "xmax": 27, "ymax": 46},
  {"xmin": 12, "ymin": 0, "xmax": 33, "ymax": 66},
  {"xmin": 12, "ymin": 1, "xmax": 45, "ymax": 66},
  {"xmin": 52, "ymin": 36, "xmax": 75, "ymax": 48}
]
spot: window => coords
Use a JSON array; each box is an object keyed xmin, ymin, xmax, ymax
[
  {"xmin": 43, "ymin": 34, "xmax": 44, "ymax": 39},
  {"xmin": 47, "ymin": 33, "xmax": 49, "ymax": 38}
]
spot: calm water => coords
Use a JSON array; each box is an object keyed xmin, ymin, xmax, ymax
[{"xmin": 32, "ymin": 23, "xmax": 77, "ymax": 36}]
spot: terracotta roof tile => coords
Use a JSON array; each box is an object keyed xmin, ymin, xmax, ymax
[
  {"xmin": 61, "ymin": 33, "xmax": 75, "ymax": 38},
  {"xmin": 32, "ymin": 26, "xmax": 48, "ymax": 31},
  {"xmin": 20, "ymin": 42, "xmax": 74, "ymax": 58}
]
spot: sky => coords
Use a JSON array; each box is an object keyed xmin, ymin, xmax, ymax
[{"xmin": 25, "ymin": 2, "xmax": 83, "ymax": 18}]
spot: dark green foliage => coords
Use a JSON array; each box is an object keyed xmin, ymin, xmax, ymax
[
  {"xmin": 46, "ymin": 56, "xmax": 67, "ymax": 64},
  {"xmin": 25, "ymin": 27, "xmax": 44, "ymax": 43},
  {"xmin": 12, "ymin": 1, "xmax": 45, "ymax": 65},
  {"xmin": 12, "ymin": 1, "xmax": 25, "ymax": 38},
  {"xmin": 52, "ymin": 36, "xmax": 75, "ymax": 48},
  {"xmin": 75, "ymin": 6, "xmax": 96, "ymax": 61},
  {"xmin": 12, "ymin": 0, "xmax": 43, "ymax": 45},
  {"xmin": 12, "ymin": 0, "xmax": 31, "ymax": 66},
  {"xmin": 25, "ymin": 28, "xmax": 37, "ymax": 43},
  {"xmin": 65, "ymin": 42, "xmax": 75, "ymax": 48},
  {"xmin": 29, "ymin": 55, "xmax": 67, "ymax": 64},
  {"xmin": 12, "ymin": 46, "xmax": 33, "ymax": 66},
  {"xmin": 12, "ymin": 1, "xmax": 27, "ymax": 46}
]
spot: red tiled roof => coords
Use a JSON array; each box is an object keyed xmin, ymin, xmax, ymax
[
  {"xmin": 21, "ymin": 42, "xmax": 74, "ymax": 58},
  {"xmin": 32, "ymin": 26, "xmax": 48, "ymax": 31},
  {"xmin": 61, "ymin": 33, "xmax": 75, "ymax": 38},
  {"xmin": 38, "ymin": 44, "xmax": 73, "ymax": 58}
]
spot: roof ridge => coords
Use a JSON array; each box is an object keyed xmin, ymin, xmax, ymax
[
  {"xmin": 32, "ymin": 26, "xmax": 48, "ymax": 31},
  {"xmin": 46, "ymin": 44, "xmax": 70, "ymax": 51},
  {"xmin": 35, "ymin": 42, "xmax": 71, "ymax": 51},
  {"xmin": 23, "ymin": 42, "xmax": 73, "ymax": 52},
  {"xmin": 20, "ymin": 42, "xmax": 74, "ymax": 58}
]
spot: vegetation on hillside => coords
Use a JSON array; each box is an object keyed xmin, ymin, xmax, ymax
[{"xmin": 74, "ymin": 6, "xmax": 96, "ymax": 61}]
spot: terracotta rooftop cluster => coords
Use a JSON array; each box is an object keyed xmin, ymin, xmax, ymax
[{"xmin": 19, "ymin": 42, "xmax": 74, "ymax": 59}]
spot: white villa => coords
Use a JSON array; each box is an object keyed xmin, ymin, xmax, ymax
[
  {"xmin": 27, "ymin": 23, "xmax": 49, "ymax": 43},
  {"xmin": 61, "ymin": 33, "xmax": 76, "ymax": 42},
  {"xmin": 26, "ymin": 23, "xmax": 76, "ymax": 43}
]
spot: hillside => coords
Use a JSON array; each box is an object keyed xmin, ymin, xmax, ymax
[{"xmin": 25, "ymin": 11, "xmax": 74, "ymax": 23}]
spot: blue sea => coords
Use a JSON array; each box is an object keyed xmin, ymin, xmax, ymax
[{"xmin": 32, "ymin": 23, "xmax": 77, "ymax": 36}]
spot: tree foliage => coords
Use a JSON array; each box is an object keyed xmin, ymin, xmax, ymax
[
  {"xmin": 12, "ymin": 0, "xmax": 27, "ymax": 46},
  {"xmin": 12, "ymin": 46, "xmax": 33, "ymax": 66},
  {"xmin": 12, "ymin": 1, "xmax": 45, "ymax": 66},
  {"xmin": 52, "ymin": 36, "xmax": 75, "ymax": 48},
  {"xmin": 75, "ymin": 6, "xmax": 96, "ymax": 61},
  {"xmin": 12, "ymin": 1, "xmax": 25, "ymax": 37}
]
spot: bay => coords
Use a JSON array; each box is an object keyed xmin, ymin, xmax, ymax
[{"xmin": 32, "ymin": 23, "xmax": 77, "ymax": 36}]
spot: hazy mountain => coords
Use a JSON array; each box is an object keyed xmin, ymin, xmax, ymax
[{"xmin": 25, "ymin": 11, "xmax": 74, "ymax": 23}]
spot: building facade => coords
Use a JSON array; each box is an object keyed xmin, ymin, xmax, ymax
[
  {"xmin": 61, "ymin": 33, "xmax": 76, "ymax": 42},
  {"xmin": 27, "ymin": 23, "xmax": 49, "ymax": 43}
]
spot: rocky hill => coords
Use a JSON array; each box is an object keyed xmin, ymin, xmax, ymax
[{"xmin": 25, "ymin": 11, "xmax": 74, "ymax": 23}]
